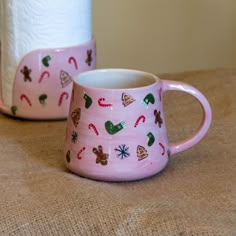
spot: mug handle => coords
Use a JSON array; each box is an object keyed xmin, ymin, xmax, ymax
[{"xmin": 162, "ymin": 80, "xmax": 212, "ymax": 156}]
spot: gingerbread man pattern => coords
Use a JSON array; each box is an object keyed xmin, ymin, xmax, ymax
[
  {"xmin": 154, "ymin": 110, "xmax": 163, "ymax": 128},
  {"xmin": 86, "ymin": 50, "xmax": 93, "ymax": 66},
  {"xmin": 20, "ymin": 66, "xmax": 32, "ymax": 82},
  {"xmin": 71, "ymin": 108, "xmax": 81, "ymax": 127},
  {"xmin": 93, "ymin": 145, "xmax": 109, "ymax": 166}
]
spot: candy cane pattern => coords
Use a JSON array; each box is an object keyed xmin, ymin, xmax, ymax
[
  {"xmin": 68, "ymin": 56, "xmax": 78, "ymax": 70},
  {"xmin": 77, "ymin": 147, "xmax": 86, "ymax": 160},
  {"xmin": 38, "ymin": 71, "xmax": 50, "ymax": 83},
  {"xmin": 159, "ymin": 142, "xmax": 165, "ymax": 156},
  {"xmin": 20, "ymin": 94, "xmax": 32, "ymax": 106},
  {"xmin": 98, "ymin": 98, "xmax": 112, "ymax": 107},
  {"xmin": 134, "ymin": 115, "xmax": 146, "ymax": 128},
  {"xmin": 88, "ymin": 123, "xmax": 99, "ymax": 136},
  {"xmin": 58, "ymin": 92, "xmax": 69, "ymax": 106}
]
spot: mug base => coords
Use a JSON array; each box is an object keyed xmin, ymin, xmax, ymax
[{"xmin": 64, "ymin": 158, "xmax": 169, "ymax": 182}]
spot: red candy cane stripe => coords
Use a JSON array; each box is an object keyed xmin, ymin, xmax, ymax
[
  {"xmin": 20, "ymin": 94, "xmax": 32, "ymax": 106},
  {"xmin": 77, "ymin": 147, "xmax": 86, "ymax": 160},
  {"xmin": 58, "ymin": 92, "xmax": 69, "ymax": 106},
  {"xmin": 88, "ymin": 123, "xmax": 99, "ymax": 136},
  {"xmin": 134, "ymin": 115, "xmax": 146, "ymax": 128},
  {"xmin": 98, "ymin": 98, "xmax": 112, "ymax": 107},
  {"xmin": 38, "ymin": 71, "xmax": 50, "ymax": 83},
  {"xmin": 68, "ymin": 57, "xmax": 78, "ymax": 70},
  {"xmin": 159, "ymin": 142, "xmax": 165, "ymax": 156}
]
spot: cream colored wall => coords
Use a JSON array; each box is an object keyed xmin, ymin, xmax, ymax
[{"xmin": 93, "ymin": 0, "xmax": 236, "ymax": 73}]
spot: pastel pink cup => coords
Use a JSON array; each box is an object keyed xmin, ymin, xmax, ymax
[
  {"xmin": 0, "ymin": 39, "xmax": 96, "ymax": 120},
  {"xmin": 64, "ymin": 69, "xmax": 212, "ymax": 181}
]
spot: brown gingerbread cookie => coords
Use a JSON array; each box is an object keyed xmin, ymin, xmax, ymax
[
  {"xmin": 86, "ymin": 49, "xmax": 93, "ymax": 66},
  {"xmin": 93, "ymin": 145, "xmax": 109, "ymax": 166},
  {"xmin": 21, "ymin": 66, "xmax": 32, "ymax": 82},
  {"xmin": 154, "ymin": 109, "xmax": 163, "ymax": 128},
  {"xmin": 71, "ymin": 108, "xmax": 81, "ymax": 127}
]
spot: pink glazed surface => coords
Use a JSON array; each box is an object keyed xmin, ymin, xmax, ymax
[
  {"xmin": 0, "ymin": 39, "xmax": 96, "ymax": 119},
  {"xmin": 64, "ymin": 69, "xmax": 212, "ymax": 182},
  {"xmin": 64, "ymin": 75, "xmax": 170, "ymax": 181}
]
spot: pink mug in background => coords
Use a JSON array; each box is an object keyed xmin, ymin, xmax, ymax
[
  {"xmin": 0, "ymin": 39, "xmax": 96, "ymax": 120},
  {"xmin": 64, "ymin": 69, "xmax": 212, "ymax": 181}
]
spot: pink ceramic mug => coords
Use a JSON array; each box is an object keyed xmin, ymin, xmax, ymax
[
  {"xmin": 0, "ymin": 39, "xmax": 96, "ymax": 120},
  {"xmin": 64, "ymin": 69, "xmax": 212, "ymax": 181}
]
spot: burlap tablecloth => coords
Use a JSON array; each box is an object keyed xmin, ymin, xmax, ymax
[{"xmin": 0, "ymin": 69, "xmax": 235, "ymax": 235}]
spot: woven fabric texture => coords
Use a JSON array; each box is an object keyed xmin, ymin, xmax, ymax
[{"xmin": 0, "ymin": 69, "xmax": 235, "ymax": 236}]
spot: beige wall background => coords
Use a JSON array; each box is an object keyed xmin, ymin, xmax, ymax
[{"xmin": 93, "ymin": 0, "xmax": 236, "ymax": 73}]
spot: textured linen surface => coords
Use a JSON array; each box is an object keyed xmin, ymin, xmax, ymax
[{"xmin": 0, "ymin": 69, "xmax": 235, "ymax": 236}]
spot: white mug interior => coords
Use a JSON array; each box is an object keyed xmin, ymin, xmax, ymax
[{"xmin": 75, "ymin": 69, "xmax": 159, "ymax": 89}]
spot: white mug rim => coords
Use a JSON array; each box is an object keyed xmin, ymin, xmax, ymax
[{"xmin": 74, "ymin": 68, "xmax": 160, "ymax": 91}]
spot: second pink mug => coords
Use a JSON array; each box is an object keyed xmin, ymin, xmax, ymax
[{"xmin": 64, "ymin": 69, "xmax": 212, "ymax": 181}]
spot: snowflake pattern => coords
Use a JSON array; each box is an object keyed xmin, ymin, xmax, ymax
[
  {"xmin": 114, "ymin": 144, "xmax": 130, "ymax": 160},
  {"xmin": 71, "ymin": 131, "xmax": 78, "ymax": 143}
]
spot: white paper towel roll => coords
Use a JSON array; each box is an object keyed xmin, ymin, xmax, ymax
[{"xmin": 0, "ymin": 0, "xmax": 92, "ymax": 106}]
